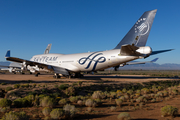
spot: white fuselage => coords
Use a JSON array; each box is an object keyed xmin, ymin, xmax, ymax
[{"xmin": 29, "ymin": 49, "xmax": 139, "ymax": 73}]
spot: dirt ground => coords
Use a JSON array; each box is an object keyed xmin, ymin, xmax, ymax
[{"xmin": 0, "ymin": 73, "xmax": 180, "ymax": 120}]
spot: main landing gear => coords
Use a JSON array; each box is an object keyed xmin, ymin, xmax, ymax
[
  {"xmin": 74, "ymin": 72, "xmax": 84, "ymax": 78},
  {"xmin": 34, "ymin": 72, "xmax": 40, "ymax": 77},
  {"xmin": 53, "ymin": 72, "xmax": 84, "ymax": 79},
  {"xmin": 53, "ymin": 73, "xmax": 61, "ymax": 79}
]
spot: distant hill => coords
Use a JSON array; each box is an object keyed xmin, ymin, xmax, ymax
[{"xmin": 119, "ymin": 63, "xmax": 180, "ymax": 70}]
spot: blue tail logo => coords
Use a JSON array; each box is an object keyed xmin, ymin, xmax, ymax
[{"xmin": 79, "ymin": 52, "xmax": 106, "ymax": 71}]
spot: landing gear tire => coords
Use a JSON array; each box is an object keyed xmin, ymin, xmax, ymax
[
  {"xmin": 74, "ymin": 73, "xmax": 84, "ymax": 78},
  {"xmin": 34, "ymin": 72, "xmax": 40, "ymax": 77},
  {"xmin": 53, "ymin": 73, "xmax": 60, "ymax": 79}
]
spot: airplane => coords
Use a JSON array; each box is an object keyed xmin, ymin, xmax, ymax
[
  {"xmin": 5, "ymin": 9, "xmax": 173, "ymax": 78},
  {"xmin": 0, "ymin": 44, "xmax": 52, "ymax": 74}
]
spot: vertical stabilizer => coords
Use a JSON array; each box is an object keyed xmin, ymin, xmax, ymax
[
  {"xmin": 114, "ymin": 9, "xmax": 157, "ymax": 49},
  {"xmin": 5, "ymin": 50, "xmax": 10, "ymax": 58},
  {"xmin": 44, "ymin": 44, "xmax": 52, "ymax": 54}
]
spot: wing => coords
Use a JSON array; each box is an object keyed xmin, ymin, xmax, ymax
[
  {"xmin": 5, "ymin": 50, "xmax": 69, "ymax": 75},
  {"xmin": 126, "ymin": 58, "xmax": 158, "ymax": 65}
]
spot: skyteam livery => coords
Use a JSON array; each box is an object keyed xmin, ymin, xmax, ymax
[{"xmin": 5, "ymin": 9, "xmax": 173, "ymax": 78}]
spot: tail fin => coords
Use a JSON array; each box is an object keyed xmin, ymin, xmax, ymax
[
  {"xmin": 114, "ymin": 9, "xmax": 157, "ymax": 49},
  {"xmin": 5, "ymin": 50, "xmax": 10, "ymax": 58},
  {"xmin": 44, "ymin": 44, "xmax": 52, "ymax": 54}
]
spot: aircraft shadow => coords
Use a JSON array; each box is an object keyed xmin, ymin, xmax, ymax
[
  {"xmin": 81, "ymin": 75, "xmax": 177, "ymax": 81},
  {"xmin": 74, "ymin": 114, "xmax": 113, "ymax": 120}
]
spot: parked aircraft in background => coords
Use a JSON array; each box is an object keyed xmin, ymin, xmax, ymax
[{"xmin": 5, "ymin": 9, "xmax": 173, "ymax": 78}]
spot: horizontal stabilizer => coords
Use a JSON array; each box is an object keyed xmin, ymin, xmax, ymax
[
  {"xmin": 151, "ymin": 49, "xmax": 174, "ymax": 55},
  {"xmin": 151, "ymin": 58, "xmax": 158, "ymax": 62},
  {"xmin": 126, "ymin": 58, "xmax": 158, "ymax": 65}
]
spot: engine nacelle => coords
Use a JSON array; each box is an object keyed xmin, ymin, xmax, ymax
[{"xmin": 136, "ymin": 46, "xmax": 152, "ymax": 55}]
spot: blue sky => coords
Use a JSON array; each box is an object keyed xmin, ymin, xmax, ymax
[{"xmin": 0, "ymin": 0, "xmax": 180, "ymax": 64}]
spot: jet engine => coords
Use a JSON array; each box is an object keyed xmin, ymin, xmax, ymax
[{"xmin": 136, "ymin": 46, "xmax": 152, "ymax": 55}]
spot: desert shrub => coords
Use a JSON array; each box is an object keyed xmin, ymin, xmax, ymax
[
  {"xmin": 21, "ymin": 84, "xmax": 29, "ymax": 88},
  {"xmin": 110, "ymin": 106, "xmax": 116, "ymax": 112},
  {"xmin": 0, "ymin": 98, "xmax": 12, "ymax": 107},
  {"xmin": 119, "ymin": 96, "xmax": 125, "ymax": 101},
  {"xmin": 32, "ymin": 95, "xmax": 39, "ymax": 106},
  {"xmin": 44, "ymin": 116, "xmax": 51, "ymax": 120},
  {"xmin": 58, "ymin": 98, "xmax": 67, "ymax": 105},
  {"xmin": 27, "ymin": 91, "xmax": 36, "ymax": 96},
  {"xmin": 69, "ymin": 96, "xmax": 78, "ymax": 103},
  {"xmin": 141, "ymin": 88, "xmax": 149, "ymax": 94},
  {"xmin": 117, "ymin": 112, "xmax": 131, "ymax": 120},
  {"xmin": 40, "ymin": 96, "xmax": 54, "ymax": 108},
  {"xmin": 1, "ymin": 82, "xmax": 7, "ymax": 85},
  {"xmin": 24, "ymin": 95, "xmax": 34, "ymax": 105},
  {"xmin": 117, "ymin": 90, "xmax": 123, "ymax": 97},
  {"xmin": 95, "ymin": 99, "xmax": 102, "ymax": 106},
  {"xmin": 63, "ymin": 104, "xmax": 76, "ymax": 118},
  {"xmin": 14, "ymin": 84, "xmax": 20, "ymax": 89},
  {"xmin": 127, "ymin": 90, "xmax": 133, "ymax": 95},
  {"xmin": 92, "ymin": 91, "xmax": 104, "ymax": 99},
  {"xmin": 158, "ymin": 86, "xmax": 163, "ymax": 91},
  {"xmin": 5, "ymin": 87, "xmax": 13, "ymax": 92},
  {"xmin": 1, "ymin": 111, "xmax": 29, "ymax": 120},
  {"xmin": 77, "ymin": 81, "xmax": 83, "ymax": 87},
  {"xmin": 85, "ymin": 99, "xmax": 96, "ymax": 107},
  {"xmin": 151, "ymin": 99, "xmax": 156, "ymax": 103},
  {"xmin": 110, "ymin": 92, "xmax": 117, "ymax": 98},
  {"xmin": 54, "ymin": 85, "xmax": 58, "ymax": 88},
  {"xmin": 115, "ymin": 99, "xmax": 123, "ymax": 107},
  {"xmin": 52, "ymin": 92, "xmax": 61, "ymax": 98},
  {"xmin": 59, "ymin": 84, "xmax": 68, "ymax": 90},
  {"xmin": 1, "ymin": 107, "xmax": 7, "ymax": 113},
  {"xmin": 13, "ymin": 98, "xmax": 29, "ymax": 107},
  {"xmin": 38, "ymin": 94, "xmax": 47, "ymax": 99},
  {"xmin": 124, "ymin": 94, "xmax": 129, "ymax": 100},
  {"xmin": 161, "ymin": 105, "xmax": 178, "ymax": 117},
  {"xmin": 50, "ymin": 108, "xmax": 64, "ymax": 119},
  {"xmin": 172, "ymin": 89, "xmax": 178, "ymax": 95},
  {"xmin": 32, "ymin": 83, "xmax": 36, "ymax": 88},
  {"xmin": 122, "ymin": 88, "xmax": 127, "ymax": 93},
  {"xmin": 65, "ymin": 87, "xmax": 76, "ymax": 96},
  {"xmin": 163, "ymin": 90, "xmax": 168, "ymax": 97},
  {"xmin": 42, "ymin": 107, "xmax": 51, "ymax": 116},
  {"xmin": 77, "ymin": 100, "xmax": 84, "ymax": 106},
  {"xmin": 87, "ymin": 107, "xmax": 93, "ymax": 112}
]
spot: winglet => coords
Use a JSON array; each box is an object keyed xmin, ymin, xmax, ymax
[
  {"xmin": 5, "ymin": 50, "xmax": 10, "ymax": 58},
  {"xmin": 151, "ymin": 58, "xmax": 158, "ymax": 62}
]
